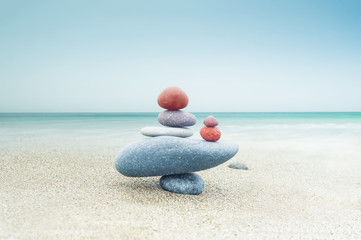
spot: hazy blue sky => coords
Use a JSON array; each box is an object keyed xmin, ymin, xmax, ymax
[{"xmin": 1, "ymin": 0, "xmax": 360, "ymax": 112}]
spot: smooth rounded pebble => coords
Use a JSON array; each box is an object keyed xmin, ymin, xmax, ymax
[
  {"xmin": 157, "ymin": 86, "xmax": 189, "ymax": 110},
  {"xmin": 160, "ymin": 173, "xmax": 204, "ymax": 195},
  {"xmin": 158, "ymin": 110, "xmax": 196, "ymax": 127},
  {"xmin": 140, "ymin": 126, "xmax": 193, "ymax": 138},
  {"xmin": 200, "ymin": 126, "xmax": 221, "ymax": 142},
  {"xmin": 228, "ymin": 162, "xmax": 248, "ymax": 170},
  {"xmin": 203, "ymin": 115, "xmax": 219, "ymax": 127},
  {"xmin": 114, "ymin": 136, "xmax": 239, "ymax": 177}
]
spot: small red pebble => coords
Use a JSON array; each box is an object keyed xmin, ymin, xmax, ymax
[
  {"xmin": 200, "ymin": 126, "xmax": 221, "ymax": 142},
  {"xmin": 157, "ymin": 86, "xmax": 189, "ymax": 110},
  {"xmin": 203, "ymin": 115, "xmax": 218, "ymax": 127}
]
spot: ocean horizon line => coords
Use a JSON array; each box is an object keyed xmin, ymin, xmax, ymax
[{"xmin": 1, "ymin": 111, "xmax": 361, "ymax": 114}]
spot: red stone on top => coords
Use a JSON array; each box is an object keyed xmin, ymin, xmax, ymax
[
  {"xmin": 203, "ymin": 115, "xmax": 218, "ymax": 127},
  {"xmin": 157, "ymin": 86, "xmax": 189, "ymax": 110}
]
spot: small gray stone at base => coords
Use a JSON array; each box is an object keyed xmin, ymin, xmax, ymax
[
  {"xmin": 160, "ymin": 173, "xmax": 204, "ymax": 195},
  {"xmin": 228, "ymin": 162, "xmax": 248, "ymax": 170}
]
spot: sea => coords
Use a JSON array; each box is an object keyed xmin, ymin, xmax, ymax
[{"xmin": 1, "ymin": 112, "xmax": 361, "ymax": 151}]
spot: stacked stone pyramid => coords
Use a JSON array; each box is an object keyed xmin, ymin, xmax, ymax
[
  {"xmin": 114, "ymin": 86, "xmax": 238, "ymax": 195},
  {"xmin": 141, "ymin": 86, "xmax": 197, "ymax": 138}
]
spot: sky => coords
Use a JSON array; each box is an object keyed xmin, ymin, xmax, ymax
[{"xmin": 1, "ymin": 0, "xmax": 361, "ymax": 112}]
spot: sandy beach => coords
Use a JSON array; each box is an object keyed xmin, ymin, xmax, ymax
[
  {"xmin": 1, "ymin": 135, "xmax": 361, "ymax": 240},
  {"xmin": 2, "ymin": 0, "xmax": 360, "ymax": 237}
]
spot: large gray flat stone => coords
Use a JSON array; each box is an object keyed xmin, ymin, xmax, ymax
[{"xmin": 114, "ymin": 136, "xmax": 238, "ymax": 177}]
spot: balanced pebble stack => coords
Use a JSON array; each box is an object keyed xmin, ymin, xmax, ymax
[
  {"xmin": 114, "ymin": 86, "xmax": 239, "ymax": 195},
  {"xmin": 141, "ymin": 86, "xmax": 196, "ymax": 138},
  {"xmin": 200, "ymin": 115, "xmax": 221, "ymax": 142}
]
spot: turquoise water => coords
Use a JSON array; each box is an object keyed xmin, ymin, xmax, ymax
[{"xmin": 1, "ymin": 112, "xmax": 361, "ymax": 150}]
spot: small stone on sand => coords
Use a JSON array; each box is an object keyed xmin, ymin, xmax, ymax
[{"xmin": 228, "ymin": 162, "xmax": 248, "ymax": 170}]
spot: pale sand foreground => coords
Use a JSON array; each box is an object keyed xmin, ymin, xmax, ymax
[{"xmin": 1, "ymin": 139, "xmax": 361, "ymax": 239}]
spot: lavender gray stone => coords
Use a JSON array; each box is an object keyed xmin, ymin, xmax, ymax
[
  {"xmin": 160, "ymin": 173, "xmax": 204, "ymax": 195},
  {"xmin": 140, "ymin": 126, "xmax": 193, "ymax": 138},
  {"xmin": 228, "ymin": 162, "xmax": 248, "ymax": 170},
  {"xmin": 114, "ymin": 136, "xmax": 238, "ymax": 177},
  {"xmin": 158, "ymin": 110, "xmax": 196, "ymax": 127}
]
